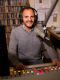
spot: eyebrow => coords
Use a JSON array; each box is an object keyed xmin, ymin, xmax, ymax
[{"xmin": 23, "ymin": 16, "xmax": 34, "ymax": 17}]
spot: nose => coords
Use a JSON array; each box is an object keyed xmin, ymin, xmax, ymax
[{"xmin": 28, "ymin": 16, "xmax": 32, "ymax": 21}]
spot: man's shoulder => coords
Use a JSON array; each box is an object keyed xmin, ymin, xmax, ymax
[
  {"xmin": 12, "ymin": 25, "xmax": 23, "ymax": 32},
  {"xmin": 15, "ymin": 25, "xmax": 22, "ymax": 30}
]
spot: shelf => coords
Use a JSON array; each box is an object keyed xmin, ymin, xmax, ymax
[
  {"xmin": 0, "ymin": 0, "xmax": 30, "ymax": 45},
  {"xmin": 0, "ymin": 0, "xmax": 30, "ymax": 26}
]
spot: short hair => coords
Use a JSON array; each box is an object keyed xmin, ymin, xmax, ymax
[{"xmin": 21, "ymin": 6, "xmax": 36, "ymax": 16}]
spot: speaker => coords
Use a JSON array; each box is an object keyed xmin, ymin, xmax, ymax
[
  {"xmin": 19, "ymin": 6, "xmax": 38, "ymax": 24},
  {"xmin": 0, "ymin": 25, "xmax": 9, "ymax": 76}
]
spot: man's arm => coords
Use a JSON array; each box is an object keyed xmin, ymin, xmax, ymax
[
  {"xmin": 8, "ymin": 29, "xmax": 20, "ymax": 66},
  {"xmin": 8, "ymin": 29, "xmax": 26, "ymax": 69}
]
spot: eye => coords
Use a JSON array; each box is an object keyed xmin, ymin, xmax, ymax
[
  {"xmin": 23, "ymin": 16, "xmax": 28, "ymax": 18},
  {"xmin": 31, "ymin": 16, "xmax": 34, "ymax": 18}
]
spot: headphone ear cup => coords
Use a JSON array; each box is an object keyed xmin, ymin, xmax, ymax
[
  {"xmin": 35, "ymin": 14, "xmax": 38, "ymax": 24},
  {"xmin": 19, "ymin": 10, "xmax": 23, "ymax": 24},
  {"xmin": 34, "ymin": 9, "xmax": 38, "ymax": 24}
]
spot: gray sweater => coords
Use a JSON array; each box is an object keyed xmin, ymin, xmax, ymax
[{"xmin": 8, "ymin": 24, "xmax": 57, "ymax": 65}]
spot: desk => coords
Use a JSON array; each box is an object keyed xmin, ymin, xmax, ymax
[
  {"xmin": 47, "ymin": 27, "xmax": 60, "ymax": 40},
  {"xmin": 1, "ymin": 63, "xmax": 60, "ymax": 80}
]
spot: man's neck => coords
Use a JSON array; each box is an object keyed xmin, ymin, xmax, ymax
[{"xmin": 23, "ymin": 24, "xmax": 33, "ymax": 32}]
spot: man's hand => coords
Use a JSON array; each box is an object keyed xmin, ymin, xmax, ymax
[{"xmin": 52, "ymin": 60, "xmax": 60, "ymax": 66}]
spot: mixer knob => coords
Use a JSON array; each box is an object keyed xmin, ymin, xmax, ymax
[{"xmin": 22, "ymin": 70, "xmax": 26, "ymax": 74}]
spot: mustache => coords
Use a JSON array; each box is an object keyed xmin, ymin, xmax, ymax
[{"xmin": 26, "ymin": 21, "xmax": 34, "ymax": 23}]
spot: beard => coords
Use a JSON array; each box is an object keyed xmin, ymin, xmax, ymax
[{"xmin": 23, "ymin": 21, "xmax": 34, "ymax": 28}]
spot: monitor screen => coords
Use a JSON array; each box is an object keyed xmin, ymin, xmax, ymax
[{"xmin": 0, "ymin": 25, "xmax": 9, "ymax": 76}]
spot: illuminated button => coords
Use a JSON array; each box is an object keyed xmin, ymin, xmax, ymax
[
  {"xmin": 33, "ymin": 68, "xmax": 40, "ymax": 75},
  {"xmin": 54, "ymin": 67, "xmax": 57, "ymax": 70},
  {"xmin": 18, "ymin": 70, "xmax": 21, "ymax": 75},
  {"xmin": 14, "ymin": 70, "xmax": 17, "ymax": 76},
  {"xmin": 26, "ymin": 70, "xmax": 30, "ymax": 74},
  {"xmin": 22, "ymin": 70, "xmax": 25, "ymax": 74},
  {"xmin": 44, "ymin": 67, "xmax": 48, "ymax": 70},
  {"xmin": 10, "ymin": 67, "xmax": 14, "ymax": 72},
  {"xmin": 39, "ymin": 70, "xmax": 44, "ymax": 75},
  {"xmin": 9, "ymin": 67, "xmax": 14, "ymax": 76},
  {"xmin": 31, "ymin": 70, "xmax": 34, "ymax": 73},
  {"xmin": 51, "ymin": 68, "xmax": 54, "ymax": 71},
  {"xmin": 36, "ymin": 72, "xmax": 40, "ymax": 75},
  {"xmin": 18, "ymin": 70, "xmax": 21, "ymax": 73}
]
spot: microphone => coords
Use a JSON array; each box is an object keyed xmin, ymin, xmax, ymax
[
  {"xmin": 35, "ymin": 28, "xmax": 50, "ymax": 41},
  {"xmin": 35, "ymin": 28, "xmax": 45, "ymax": 39}
]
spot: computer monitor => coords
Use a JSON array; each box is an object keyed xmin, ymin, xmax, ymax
[{"xmin": 0, "ymin": 25, "xmax": 9, "ymax": 76}]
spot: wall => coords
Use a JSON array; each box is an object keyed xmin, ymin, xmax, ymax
[
  {"xmin": 29, "ymin": 0, "xmax": 35, "ymax": 8},
  {"xmin": 47, "ymin": 0, "xmax": 60, "ymax": 27},
  {"xmin": 29, "ymin": 0, "xmax": 60, "ymax": 28}
]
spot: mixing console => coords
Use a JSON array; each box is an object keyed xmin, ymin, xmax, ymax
[{"xmin": 1, "ymin": 63, "xmax": 60, "ymax": 80}]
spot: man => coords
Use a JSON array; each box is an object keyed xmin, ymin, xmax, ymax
[{"xmin": 8, "ymin": 6, "xmax": 60, "ymax": 69}]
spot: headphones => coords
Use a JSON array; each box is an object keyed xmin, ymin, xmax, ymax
[{"xmin": 19, "ymin": 6, "xmax": 38, "ymax": 24}]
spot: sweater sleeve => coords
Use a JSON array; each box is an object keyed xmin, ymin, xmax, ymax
[{"xmin": 8, "ymin": 29, "xmax": 20, "ymax": 66}]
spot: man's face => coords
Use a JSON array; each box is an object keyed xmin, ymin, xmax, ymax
[{"xmin": 22, "ymin": 9, "xmax": 35, "ymax": 28}]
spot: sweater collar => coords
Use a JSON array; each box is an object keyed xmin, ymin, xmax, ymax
[{"xmin": 22, "ymin": 24, "xmax": 34, "ymax": 32}]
